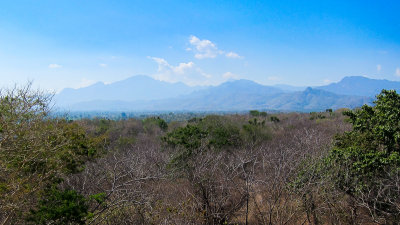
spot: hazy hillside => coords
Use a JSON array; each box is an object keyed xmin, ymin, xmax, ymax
[
  {"xmin": 273, "ymin": 84, "xmax": 307, "ymax": 92},
  {"xmin": 66, "ymin": 82, "xmax": 372, "ymax": 112},
  {"xmin": 55, "ymin": 75, "xmax": 400, "ymax": 112},
  {"xmin": 264, "ymin": 87, "xmax": 372, "ymax": 111},
  {"xmin": 55, "ymin": 75, "xmax": 205, "ymax": 106},
  {"xmin": 315, "ymin": 76, "xmax": 400, "ymax": 97},
  {"xmin": 66, "ymin": 79, "xmax": 283, "ymax": 111}
]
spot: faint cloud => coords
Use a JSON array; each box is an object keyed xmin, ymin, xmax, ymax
[
  {"xmin": 222, "ymin": 72, "xmax": 239, "ymax": 80},
  {"xmin": 174, "ymin": 62, "xmax": 195, "ymax": 74},
  {"xmin": 396, "ymin": 68, "xmax": 400, "ymax": 77},
  {"xmin": 149, "ymin": 56, "xmax": 211, "ymax": 85},
  {"xmin": 225, "ymin": 51, "xmax": 242, "ymax": 59},
  {"xmin": 189, "ymin": 35, "xmax": 221, "ymax": 59},
  {"xmin": 188, "ymin": 35, "xmax": 242, "ymax": 59},
  {"xmin": 99, "ymin": 63, "xmax": 107, "ymax": 67},
  {"xmin": 377, "ymin": 64, "xmax": 382, "ymax": 73},
  {"xmin": 48, "ymin": 64, "xmax": 62, "ymax": 69}
]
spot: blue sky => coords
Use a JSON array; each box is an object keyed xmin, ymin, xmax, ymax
[{"xmin": 0, "ymin": 0, "xmax": 399, "ymax": 91}]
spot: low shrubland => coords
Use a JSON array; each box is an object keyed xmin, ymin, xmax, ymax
[{"xmin": 1, "ymin": 85, "xmax": 399, "ymax": 224}]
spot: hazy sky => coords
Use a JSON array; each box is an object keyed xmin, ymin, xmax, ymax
[{"xmin": 1, "ymin": 0, "xmax": 400, "ymax": 91}]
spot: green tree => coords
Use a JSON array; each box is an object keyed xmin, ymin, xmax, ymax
[
  {"xmin": 162, "ymin": 116, "xmax": 249, "ymax": 224},
  {"xmin": 0, "ymin": 84, "xmax": 101, "ymax": 224},
  {"xmin": 163, "ymin": 115, "xmax": 243, "ymax": 170},
  {"xmin": 27, "ymin": 187, "xmax": 89, "ymax": 225},
  {"xmin": 260, "ymin": 111, "xmax": 268, "ymax": 117},
  {"xmin": 143, "ymin": 117, "xmax": 168, "ymax": 132},
  {"xmin": 249, "ymin": 110, "xmax": 260, "ymax": 117},
  {"xmin": 319, "ymin": 90, "xmax": 400, "ymax": 223}
]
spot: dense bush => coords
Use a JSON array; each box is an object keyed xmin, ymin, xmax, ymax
[
  {"xmin": 326, "ymin": 90, "xmax": 400, "ymax": 223},
  {"xmin": 0, "ymin": 85, "xmax": 103, "ymax": 224},
  {"xmin": 27, "ymin": 187, "xmax": 90, "ymax": 225},
  {"xmin": 294, "ymin": 90, "xmax": 400, "ymax": 224}
]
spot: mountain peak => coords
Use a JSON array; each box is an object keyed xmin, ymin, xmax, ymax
[
  {"xmin": 55, "ymin": 74, "xmax": 199, "ymax": 106},
  {"xmin": 56, "ymin": 75, "xmax": 397, "ymax": 112},
  {"xmin": 221, "ymin": 79, "xmax": 261, "ymax": 87},
  {"xmin": 316, "ymin": 76, "xmax": 400, "ymax": 97}
]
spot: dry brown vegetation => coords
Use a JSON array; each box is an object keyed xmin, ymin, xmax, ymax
[
  {"xmin": 59, "ymin": 111, "xmax": 355, "ymax": 224},
  {"xmin": 2, "ymin": 86, "xmax": 400, "ymax": 224}
]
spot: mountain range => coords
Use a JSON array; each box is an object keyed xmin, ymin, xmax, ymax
[
  {"xmin": 56, "ymin": 75, "xmax": 205, "ymax": 106},
  {"xmin": 55, "ymin": 75, "xmax": 400, "ymax": 112}
]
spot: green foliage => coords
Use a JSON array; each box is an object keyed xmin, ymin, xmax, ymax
[
  {"xmin": 199, "ymin": 116, "xmax": 242, "ymax": 150},
  {"xmin": 96, "ymin": 118, "xmax": 111, "ymax": 134},
  {"xmin": 27, "ymin": 187, "xmax": 89, "ymax": 225},
  {"xmin": 260, "ymin": 111, "xmax": 268, "ymax": 117},
  {"xmin": 0, "ymin": 85, "xmax": 103, "ymax": 223},
  {"xmin": 164, "ymin": 115, "xmax": 270, "ymax": 172},
  {"xmin": 188, "ymin": 117, "xmax": 203, "ymax": 123},
  {"xmin": 164, "ymin": 116, "xmax": 242, "ymax": 151},
  {"xmin": 58, "ymin": 122, "xmax": 100, "ymax": 173},
  {"xmin": 309, "ymin": 112, "xmax": 326, "ymax": 120},
  {"xmin": 163, "ymin": 124, "xmax": 207, "ymax": 170},
  {"xmin": 89, "ymin": 192, "xmax": 106, "ymax": 205},
  {"xmin": 270, "ymin": 116, "xmax": 280, "ymax": 122},
  {"xmin": 250, "ymin": 110, "xmax": 268, "ymax": 117},
  {"xmin": 249, "ymin": 110, "xmax": 260, "ymax": 117},
  {"xmin": 321, "ymin": 90, "xmax": 400, "ymax": 219},
  {"xmin": 117, "ymin": 136, "xmax": 135, "ymax": 147},
  {"xmin": 163, "ymin": 124, "xmax": 207, "ymax": 150},
  {"xmin": 163, "ymin": 116, "xmax": 243, "ymax": 171},
  {"xmin": 242, "ymin": 118, "xmax": 271, "ymax": 145},
  {"xmin": 342, "ymin": 90, "xmax": 400, "ymax": 153},
  {"xmin": 327, "ymin": 90, "xmax": 400, "ymax": 185},
  {"xmin": 143, "ymin": 117, "xmax": 168, "ymax": 131}
]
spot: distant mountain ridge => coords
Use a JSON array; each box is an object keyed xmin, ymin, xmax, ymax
[
  {"xmin": 56, "ymin": 75, "xmax": 399, "ymax": 112},
  {"xmin": 315, "ymin": 76, "xmax": 400, "ymax": 97},
  {"xmin": 68, "ymin": 87, "xmax": 371, "ymax": 112},
  {"xmin": 55, "ymin": 75, "xmax": 206, "ymax": 106}
]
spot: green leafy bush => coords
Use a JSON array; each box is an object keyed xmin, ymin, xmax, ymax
[
  {"xmin": 297, "ymin": 90, "xmax": 400, "ymax": 223},
  {"xmin": 27, "ymin": 187, "xmax": 89, "ymax": 225},
  {"xmin": 143, "ymin": 117, "xmax": 168, "ymax": 131}
]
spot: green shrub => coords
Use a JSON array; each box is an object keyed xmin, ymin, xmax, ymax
[{"xmin": 27, "ymin": 187, "xmax": 89, "ymax": 225}]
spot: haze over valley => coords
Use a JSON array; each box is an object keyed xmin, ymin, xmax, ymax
[{"xmin": 55, "ymin": 75, "xmax": 399, "ymax": 112}]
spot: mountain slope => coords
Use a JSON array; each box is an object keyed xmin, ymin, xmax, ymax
[
  {"xmin": 56, "ymin": 75, "xmax": 400, "ymax": 112},
  {"xmin": 66, "ymin": 82, "xmax": 372, "ymax": 112},
  {"xmin": 55, "ymin": 75, "xmax": 204, "ymax": 106},
  {"xmin": 315, "ymin": 76, "xmax": 400, "ymax": 97},
  {"xmin": 264, "ymin": 87, "xmax": 371, "ymax": 111}
]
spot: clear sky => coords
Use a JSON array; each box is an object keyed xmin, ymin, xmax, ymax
[{"xmin": 1, "ymin": 0, "xmax": 400, "ymax": 91}]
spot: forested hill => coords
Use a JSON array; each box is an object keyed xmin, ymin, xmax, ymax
[{"xmin": 55, "ymin": 75, "xmax": 400, "ymax": 112}]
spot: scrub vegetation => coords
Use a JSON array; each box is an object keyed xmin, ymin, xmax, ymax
[{"xmin": 1, "ymin": 85, "xmax": 399, "ymax": 224}]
